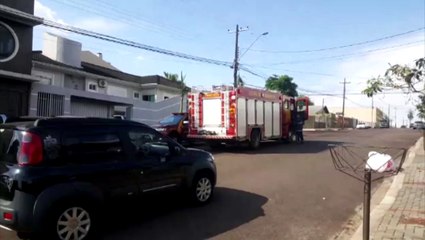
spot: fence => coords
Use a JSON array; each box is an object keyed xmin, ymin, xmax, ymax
[
  {"xmin": 306, "ymin": 113, "xmax": 358, "ymax": 129},
  {"xmin": 37, "ymin": 92, "xmax": 65, "ymax": 117}
]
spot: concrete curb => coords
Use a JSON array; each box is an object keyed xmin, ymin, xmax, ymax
[{"xmin": 349, "ymin": 137, "xmax": 424, "ymax": 240}]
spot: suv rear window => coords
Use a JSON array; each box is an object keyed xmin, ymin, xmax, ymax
[{"xmin": 0, "ymin": 129, "xmax": 22, "ymax": 164}]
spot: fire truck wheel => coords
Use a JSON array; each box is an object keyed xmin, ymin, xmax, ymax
[{"xmin": 249, "ymin": 129, "xmax": 261, "ymax": 149}]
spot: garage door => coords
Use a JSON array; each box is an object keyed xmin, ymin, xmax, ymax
[
  {"xmin": 0, "ymin": 80, "xmax": 29, "ymax": 117},
  {"xmin": 71, "ymin": 98, "xmax": 111, "ymax": 118}
]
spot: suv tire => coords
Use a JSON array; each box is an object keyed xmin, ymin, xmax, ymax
[
  {"xmin": 191, "ymin": 173, "xmax": 214, "ymax": 205},
  {"xmin": 45, "ymin": 200, "xmax": 99, "ymax": 240}
]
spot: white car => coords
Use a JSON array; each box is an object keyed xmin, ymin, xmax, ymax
[{"xmin": 356, "ymin": 123, "xmax": 370, "ymax": 129}]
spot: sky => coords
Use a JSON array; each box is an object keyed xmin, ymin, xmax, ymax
[{"xmin": 32, "ymin": 0, "xmax": 425, "ymax": 125}]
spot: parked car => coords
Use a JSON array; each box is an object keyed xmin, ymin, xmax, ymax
[
  {"xmin": 153, "ymin": 112, "xmax": 189, "ymax": 142},
  {"xmin": 0, "ymin": 117, "xmax": 216, "ymax": 239},
  {"xmin": 379, "ymin": 120, "xmax": 389, "ymax": 128},
  {"xmin": 356, "ymin": 122, "xmax": 370, "ymax": 129},
  {"xmin": 413, "ymin": 121, "xmax": 425, "ymax": 130}
]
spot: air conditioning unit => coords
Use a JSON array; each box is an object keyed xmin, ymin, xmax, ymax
[{"xmin": 98, "ymin": 79, "xmax": 107, "ymax": 88}]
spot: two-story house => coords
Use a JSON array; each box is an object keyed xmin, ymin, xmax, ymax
[
  {"xmin": 30, "ymin": 33, "xmax": 186, "ymax": 125},
  {"xmin": 0, "ymin": 0, "xmax": 42, "ymax": 117}
]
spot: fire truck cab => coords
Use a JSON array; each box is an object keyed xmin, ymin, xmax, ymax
[{"xmin": 187, "ymin": 86, "xmax": 308, "ymax": 149}]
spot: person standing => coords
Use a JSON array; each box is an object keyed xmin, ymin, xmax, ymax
[{"xmin": 295, "ymin": 113, "xmax": 304, "ymax": 143}]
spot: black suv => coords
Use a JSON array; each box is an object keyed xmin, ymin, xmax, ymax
[{"xmin": 0, "ymin": 118, "xmax": 216, "ymax": 239}]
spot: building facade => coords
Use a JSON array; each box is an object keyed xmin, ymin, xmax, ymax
[
  {"xmin": 0, "ymin": 0, "xmax": 41, "ymax": 117},
  {"xmin": 328, "ymin": 107, "xmax": 385, "ymax": 127},
  {"xmin": 30, "ymin": 33, "xmax": 186, "ymax": 125}
]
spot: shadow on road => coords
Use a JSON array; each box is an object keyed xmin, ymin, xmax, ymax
[
  {"xmin": 104, "ymin": 187, "xmax": 268, "ymax": 240},
  {"xmin": 197, "ymin": 140, "xmax": 346, "ymax": 155}
]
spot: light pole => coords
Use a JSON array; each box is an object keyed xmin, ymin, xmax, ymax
[
  {"xmin": 239, "ymin": 32, "xmax": 269, "ymax": 59},
  {"xmin": 230, "ymin": 26, "xmax": 268, "ymax": 88}
]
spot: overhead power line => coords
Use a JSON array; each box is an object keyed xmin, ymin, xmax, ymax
[
  {"xmin": 50, "ymin": 0, "xmax": 190, "ymax": 39},
  {"xmin": 264, "ymin": 40, "xmax": 424, "ymax": 66},
  {"xmin": 39, "ymin": 20, "xmax": 234, "ymax": 68},
  {"xmin": 244, "ymin": 27, "xmax": 425, "ymax": 53}
]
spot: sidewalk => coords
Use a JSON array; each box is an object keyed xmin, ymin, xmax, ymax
[{"xmin": 351, "ymin": 137, "xmax": 425, "ymax": 240}]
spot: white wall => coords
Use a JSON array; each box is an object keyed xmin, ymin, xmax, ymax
[
  {"xmin": 43, "ymin": 33, "xmax": 82, "ymax": 68},
  {"xmin": 107, "ymin": 84, "xmax": 128, "ymax": 97}
]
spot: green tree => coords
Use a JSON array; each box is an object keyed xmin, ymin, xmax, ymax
[
  {"xmin": 362, "ymin": 58, "xmax": 424, "ymax": 120},
  {"xmin": 265, "ymin": 74, "xmax": 298, "ymax": 97},
  {"xmin": 299, "ymin": 95, "xmax": 314, "ymax": 105},
  {"xmin": 163, "ymin": 71, "xmax": 190, "ymax": 112},
  {"xmin": 163, "ymin": 72, "xmax": 179, "ymax": 81},
  {"xmin": 407, "ymin": 109, "xmax": 414, "ymax": 125}
]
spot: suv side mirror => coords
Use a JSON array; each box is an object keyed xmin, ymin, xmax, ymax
[{"xmin": 174, "ymin": 146, "xmax": 182, "ymax": 155}]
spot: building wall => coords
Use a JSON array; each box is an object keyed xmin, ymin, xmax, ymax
[
  {"xmin": 0, "ymin": 0, "xmax": 35, "ymax": 117},
  {"xmin": 328, "ymin": 107, "xmax": 384, "ymax": 127},
  {"xmin": 64, "ymin": 74, "xmax": 85, "ymax": 91},
  {"xmin": 156, "ymin": 87, "xmax": 181, "ymax": 101},
  {"xmin": 0, "ymin": 19, "xmax": 33, "ymax": 74},
  {"xmin": 29, "ymin": 83, "xmax": 186, "ymax": 126},
  {"xmin": 43, "ymin": 33, "xmax": 82, "ymax": 68},
  {"xmin": 0, "ymin": 0, "xmax": 34, "ymax": 14}
]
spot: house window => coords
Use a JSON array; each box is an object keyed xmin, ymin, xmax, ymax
[
  {"xmin": 0, "ymin": 21, "xmax": 19, "ymax": 62},
  {"xmin": 133, "ymin": 92, "xmax": 140, "ymax": 99},
  {"xmin": 88, "ymin": 83, "xmax": 97, "ymax": 92},
  {"xmin": 142, "ymin": 95, "xmax": 155, "ymax": 102}
]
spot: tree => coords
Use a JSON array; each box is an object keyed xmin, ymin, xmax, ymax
[
  {"xmin": 299, "ymin": 95, "xmax": 314, "ymax": 105},
  {"xmin": 362, "ymin": 58, "xmax": 424, "ymax": 120},
  {"xmin": 265, "ymin": 74, "xmax": 298, "ymax": 97},
  {"xmin": 163, "ymin": 71, "xmax": 190, "ymax": 112},
  {"xmin": 407, "ymin": 109, "xmax": 414, "ymax": 125},
  {"xmin": 163, "ymin": 72, "xmax": 179, "ymax": 81},
  {"xmin": 417, "ymin": 95, "xmax": 425, "ymax": 119},
  {"xmin": 178, "ymin": 71, "xmax": 190, "ymax": 113}
]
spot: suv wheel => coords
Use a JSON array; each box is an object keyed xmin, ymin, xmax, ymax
[
  {"xmin": 47, "ymin": 202, "xmax": 98, "ymax": 240},
  {"xmin": 191, "ymin": 174, "xmax": 214, "ymax": 204}
]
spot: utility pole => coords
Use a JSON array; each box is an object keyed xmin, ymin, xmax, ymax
[
  {"xmin": 229, "ymin": 24, "xmax": 248, "ymax": 88},
  {"xmin": 340, "ymin": 78, "xmax": 350, "ymax": 129},
  {"xmin": 371, "ymin": 96, "xmax": 374, "ymax": 128},
  {"xmin": 394, "ymin": 107, "xmax": 397, "ymax": 128},
  {"xmin": 322, "ymin": 98, "xmax": 326, "ymax": 128}
]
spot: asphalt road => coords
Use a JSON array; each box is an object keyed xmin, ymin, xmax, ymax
[{"xmin": 0, "ymin": 128, "xmax": 421, "ymax": 240}]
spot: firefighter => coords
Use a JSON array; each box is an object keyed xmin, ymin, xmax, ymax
[{"xmin": 295, "ymin": 113, "xmax": 304, "ymax": 144}]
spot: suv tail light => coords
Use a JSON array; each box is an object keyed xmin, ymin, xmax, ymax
[
  {"xmin": 3, "ymin": 212, "xmax": 13, "ymax": 221},
  {"xmin": 18, "ymin": 132, "xmax": 43, "ymax": 166}
]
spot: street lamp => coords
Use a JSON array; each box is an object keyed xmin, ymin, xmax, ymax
[{"xmin": 239, "ymin": 32, "xmax": 269, "ymax": 60}]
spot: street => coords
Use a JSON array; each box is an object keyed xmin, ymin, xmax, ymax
[{"xmin": 0, "ymin": 129, "xmax": 421, "ymax": 240}]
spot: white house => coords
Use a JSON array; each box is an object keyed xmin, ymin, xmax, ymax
[{"xmin": 29, "ymin": 32, "xmax": 186, "ymax": 125}]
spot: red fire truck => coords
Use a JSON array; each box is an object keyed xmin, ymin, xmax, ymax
[{"xmin": 187, "ymin": 86, "xmax": 309, "ymax": 148}]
